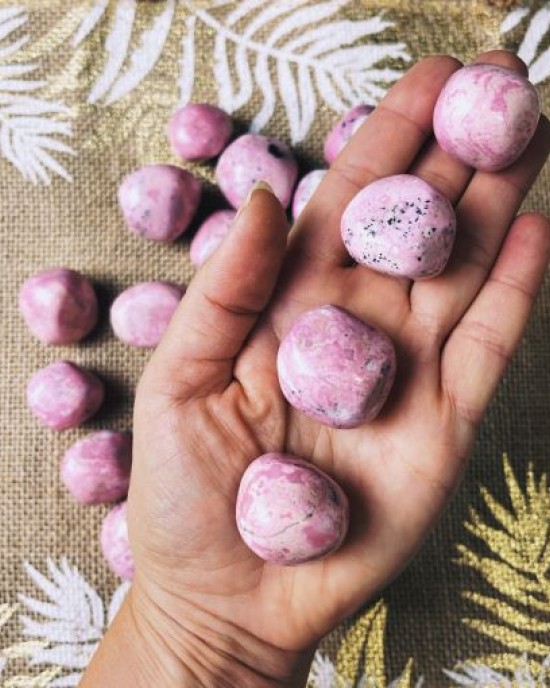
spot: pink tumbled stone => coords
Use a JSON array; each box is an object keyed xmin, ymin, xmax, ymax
[
  {"xmin": 216, "ymin": 133, "xmax": 298, "ymax": 209},
  {"xmin": 19, "ymin": 268, "xmax": 98, "ymax": 345},
  {"xmin": 118, "ymin": 164, "xmax": 201, "ymax": 242},
  {"xmin": 341, "ymin": 174, "xmax": 456, "ymax": 279},
  {"xmin": 61, "ymin": 431, "xmax": 132, "ymax": 505},
  {"xmin": 433, "ymin": 63, "xmax": 540, "ymax": 171},
  {"xmin": 324, "ymin": 105, "xmax": 374, "ymax": 164},
  {"xmin": 236, "ymin": 453, "xmax": 349, "ymax": 566},
  {"xmin": 168, "ymin": 103, "xmax": 232, "ymax": 161},
  {"xmin": 292, "ymin": 170, "xmax": 327, "ymax": 221},
  {"xmin": 277, "ymin": 305, "xmax": 395, "ymax": 428},
  {"xmin": 189, "ymin": 209, "xmax": 237, "ymax": 267},
  {"xmin": 27, "ymin": 360, "xmax": 104, "ymax": 431},
  {"xmin": 101, "ymin": 501, "xmax": 134, "ymax": 580},
  {"xmin": 110, "ymin": 281, "xmax": 184, "ymax": 348}
]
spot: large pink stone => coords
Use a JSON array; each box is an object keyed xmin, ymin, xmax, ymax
[
  {"xmin": 216, "ymin": 133, "xmax": 298, "ymax": 209},
  {"xmin": 433, "ymin": 63, "xmax": 540, "ymax": 171},
  {"xmin": 324, "ymin": 104, "xmax": 374, "ymax": 164},
  {"xmin": 277, "ymin": 305, "xmax": 396, "ymax": 428},
  {"xmin": 19, "ymin": 268, "xmax": 98, "ymax": 345},
  {"xmin": 341, "ymin": 174, "xmax": 456, "ymax": 279},
  {"xmin": 27, "ymin": 360, "xmax": 104, "ymax": 431},
  {"xmin": 168, "ymin": 103, "xmax": 232, "ymax": 161},
  {"xmin": 236, "ymin": 453, "xmax": 349, "ymax": 565},
  {"xmin": 292, "ymin": 169, "xmax": 327, "ymax": 221},
  {"xmin": 101, "ymin": 501, "xmax": 134, "ymax": 580},
  {"xmin": 61, "ymin": 430, "xmax": 132, "ymax": 505},
  {"xmin": 118, "ymin": 164, "xmax": 201, "ymax": 242},
  {"xmin": 189, "ymin": 209, "xmax": 237, "ymax": 267}
]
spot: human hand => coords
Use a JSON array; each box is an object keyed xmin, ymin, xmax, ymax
[{"xmin": 81, "ymin": 51, "xmax": 550, "ymax": 688}]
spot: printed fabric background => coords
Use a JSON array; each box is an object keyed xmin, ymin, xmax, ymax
[{"xmin": 0, "ymin": 0, "xmax": 549, "ymax": 685}]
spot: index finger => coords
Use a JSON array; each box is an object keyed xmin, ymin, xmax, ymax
[{"xmin": 290, "ymin": 55, "xmax": 462, "ymax": 266}]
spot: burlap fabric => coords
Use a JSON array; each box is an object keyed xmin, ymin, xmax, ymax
[{"xmin": 1, "ymin": 1, "xmax": 549, "ymax": 685}]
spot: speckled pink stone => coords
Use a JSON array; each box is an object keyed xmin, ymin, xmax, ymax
[
  {"xmin": 292, "ymin": 170, "xmax": 327, "ymax": 221},
  {"xmin": 168, "ymin": 103, "xmax": 233, "ymax": 161},
  {"xmin": 236, "ymin": 453, "xmax": 349, "ymax": 565},
  {"xmin": 433, "ymin": 63, "xmax": 540, "ymax": 171},
  {"xmin": 27, "ymin": 361, "xmax": 104, "ymax": 431},
  {"xmin": 341, "ymin": 174, "xmax": 456, "ymax": 279},
  {"xmin": 324, "ymin": 105, "xmax": 374, "ymax": 164},
  {"xmin": 216, "ymin": 133, "xmax": 298, "ymax": 209},
  {"xmin": 61, "ymin": 431, "xmax": 132, "ymax": 505},
  {"xmin": 101, "ymin": 501, "xmax": 134, "ymax": 580},
  {"xmin": 118, "ymin": 164, "xmax": 201, "ymax": 242},
  {"xmin": 277, "ymin": 305, "xmax": 396, "ymax": 428},
  {"xmin": 19, "ymin": 268, "xmax": 98, "ymax": 345},
  {"xmin": 189, "ymin": 209, "xmax": 237, "ymax": 266},
  {"xmin": 110, "ymin": 281, "xmax": 184, "ymax": 348}
]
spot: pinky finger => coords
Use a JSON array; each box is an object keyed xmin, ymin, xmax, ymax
[{"xmin": 442, "ymin": 212, "xmax": 550, "ymax": 426}]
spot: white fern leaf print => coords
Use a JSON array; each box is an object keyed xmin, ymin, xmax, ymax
[
  {"xmin": 501, "ymin": 4, "xmax": 550, "ymax": 85},
  {"xmin": 0, "ymin": 7, "xmax": 74, "ymax": 184},
  {"xmin": 177, "ymin": 15, "xmax": 196, "ymax": 105},
  {"xmin": 71, "ymin": 0, "xmax": 109, "ymax": 48},
  {"xmin": 445, "ymin": 654, "xmax": 550, "ymax": 686}
]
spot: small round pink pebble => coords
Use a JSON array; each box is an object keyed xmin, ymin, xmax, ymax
[
  {"xmin": 61, "ymin": 431, "xmax": 132, "ymax": 505},
  {"xmin": 278, "ymin": 305, "xmax": 395, "ymax": 428},
  {"xmin": 118, "ymin": 164, "xmax": 201, "ymax": 242},
  {"xmin": 292, "ymin": 170, "xmax": 327, "ymax": 221},
  {"xmin": 433, "ymin": 63, "xmax": 540, "ymax": 171},
  {"xmin": 110, "ymin": 281, "xmax": 184, "ymax": 348},
  {"xmin": 236, "ymin": 453, "xmax": 349, "ymax": 566},
  {"xmin": 216, "ymin": 133, "xmax": 298, "ymax": 209},
  {"xmin": 101, "ymin": 501, "xmax": 134, "ymax": 580},
  {"xmin": 27, "ymin": 361, "xmax": 104, "ymax": 431},
  {"xmin": 341, "ymin": 174, "xmax": 456, "ymax": 279},
  {"xmin": 324, "ymin": 104, "xmax": 374, "ymax": 164},
  {"xmin": 189, "ymin": 209, "xmax": 237, "ymax": 267},
  {"xmin": 168, "ymin": 103, "xmax": 232, "ymax": 161},
  {"xmin": 19, "ymin": 268, "xmax": 98, "ymax": 345}
]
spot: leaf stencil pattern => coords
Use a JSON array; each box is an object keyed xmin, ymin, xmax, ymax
[
  {"xmin": 0, "ymin": 6, "xmax": 74, "ymax": 184},
  {"xmin": 501, "ymin": 4, "xmax": 550, "ymax": 84},
  {"xmin": 446, "ymin": 455, "xmax": 550, "ymax": 683},
  {"xmin": 72, "ymin": 0, "xmax": 410, "ymax": 143}
]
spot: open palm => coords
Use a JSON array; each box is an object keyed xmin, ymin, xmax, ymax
[{"xmin": 128, "ymin": 52, "xmax": 550, "ymax": 682}]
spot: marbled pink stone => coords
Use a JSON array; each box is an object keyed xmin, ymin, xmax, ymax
[
  {"xmin": 101, "ymin": 501, "xmax": 135, "ymax": 580},
  {"xmin": 189, "ymin": 209, "xmax": 237, "ymax": 267},
  {"xmin": 433, "ymin": 63, "xmax": 540, "ymax": 171},
  {"xmin": 110, "ymin": 281, "xmax": 184, "ymax": 348},
  {"xmin": 324, "ymin": 105, "xmax": 374, "ymax": 164},
  {"xmin": 27, "ymin": 361, "xmax": 104, "ymax": 431},
  {"xmin": 341, "ymin": 174, "xmax": 456, "ymax": 279},
  {"xmin": 236, "ymin": 453, "xmax": 349, "ymax": 565},
  {"xmin": 19, "ymin": 268, "xmax": 98, "ymax": 345},
  {"xmin": 277, "ymin": 305, "xmax": 396, "ymax": 428},
  {"xmin": 168, "ymin": 103, "xmax": 233, "ymax": 161},
  {"xmin": 61, "ymin": 430, "xmax": 132, "ymax": 505},
  {"xmin": 118, "ymin": 164, "xmax": 201, "ymax": 242},
  {"xmin": 216, "ymin": 133, "xmax": 298, "ymax": 209},
  {"xmin": 292, "ymin": 170, "xmax": 327, "ymax": 221}
]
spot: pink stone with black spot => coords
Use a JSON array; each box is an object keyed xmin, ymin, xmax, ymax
[
  {"xmin": 292, "ymin": 169, "xmax": 327, "ymax": 221},
  {"xmin": 168, "ymin": 103, "xmax": 233, "ymax": 161},
  {"xmin": 324, "ymin": 104, "xmax": 374, "ymax": 164},
  {"xmin": 118, "ymin": 164, "xmax": 201, "ymax": 242},
  {"xmin": 341, "ymin": 174, "xmax": 456, "ymax": 279},
  {"xmin": 236, "ymin": 453, "xmax": 349, "ymax": 565},
  {"xmin": 216, "ymin": 133, "xmax": 298, "ymax": 209},
  {"xmin": 110, "ymin": 281, "xmax": 184, "ymax": 348},
  {"xmin": 101, "ymin": 501, "xmax": 134, "ymax": 580},
  {"xmin": 27, "ymin": 360, "xmax": 104, "ymax": 431},
  {"xmin": 61, "ymin": 430, "xmax": 132, "ymax": 505},
  {"xmin": 433, "ymin": 63, "xmax": 540, "ymax": 171},
  {"xmin": 19, "ymin": 268, "xmax": 98, "ymax": 345},
  {"xmin": 189, "ymin": 209, "xmax": 237, "ymax": 267},
  {"xmin": 277, "ymin": 305, "xmax": 396, "ymax": 429}
]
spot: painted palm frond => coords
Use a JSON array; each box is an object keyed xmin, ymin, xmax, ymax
[{"xmin": 501, "ymin": 4, "xmax": 550, "ymax": 84}]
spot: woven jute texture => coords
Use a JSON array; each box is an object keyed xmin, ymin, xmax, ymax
[{"xmin": 0, "ymin": 1, "xmax": 549, "ymax": 685}]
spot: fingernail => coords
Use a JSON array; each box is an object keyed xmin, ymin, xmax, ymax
[{"xmin": 236, "ymin": 180, "xmax": 275, "ymax": 217}]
